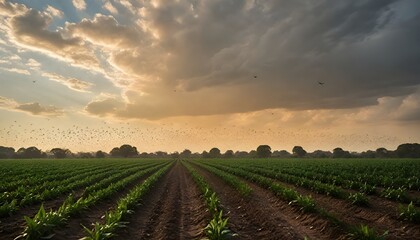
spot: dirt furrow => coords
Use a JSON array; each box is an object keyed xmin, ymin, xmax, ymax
[
  {"xmin": 192, "ymin": 163, "xmax": 330, "ymax": 240},
  {"xmin": 0, "ymin": 188, "xmax": 85, "ymax": 240},
  {"xmin": 52, "ymin": 170, "xmax": 158, "ymax": 240},
  {"xmin": 115, "ymin": 161, "xmax": 209, "ymax": 240},
  {"xmin": 268, "ymin": 179, "xmax": 420, "ymax": 240}
]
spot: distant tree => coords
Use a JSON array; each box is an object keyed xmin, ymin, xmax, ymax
[
  {"xmin": 396, "ymin": 143, "xmax": 420, "ymax": 158},
  {"xmin": 202, "ymin": 150, "xmax": 209, "ymax": 158},
  {"xmin": 209, "ymin": 148, "xmax": 221, "ymax": 158},
  {"xmin": 0, "ymin": 146, "xmax": 15, "ymax": 159},
  {"xmin": 110, "ymin": 147, "xmax": 121, "ymax": 157},
  {"xmin": 360, "ymin": 150, "xmax": 376, "ymax": 158},
  {"xmin": 155, "ymin": 151, "xmax": 168, "ymax": 157},
  {"xmin": 119, "ymin": 144, "xmax": 138, "ymax": 157},
  {"xmin": 224, "ymin": 150, "xmax": 234, "ymax": 158},
  {"xmin": 171, "ymin": 152, "xmax": 180, "ymax": 159},
  {"xmin": 376, "ymin": 148, "xmax": 389, "ymax": 158},
  {"xmin": 234, "ymin": 151, "xmax": 248, "ymax": 158},
  {"xmin": 139, "ymin": 152, "xmax": 149, "ymax": 158},
  {"xmin": 272, "ymin": 150, "xmax": 292, "ymax": 158},
  {"xmin": 95, "ymin": 150, "xmax": 106, "ymax": 158},
  {"xmin": 249, "ymin": 150, "xmax": 257, "ymax": 158},
  {"xmin": 332, "ymin": 147, "xmax": 352, "ymax": 158},
  {"xmin": 17, "ymin": 147, "xmax": 43, "ymax": 158},
  {"xmin": 292, "ymin": 146, "xmax": 307, "ymax": 157},
  {"xmin": 78, "ymin": 152, "xmax": 93, "ymax": 158},
  {"xmin": 50, "ymin": 148, "xmax": 69, "ymax": 159},
  {"xmin": 180, "ymin": 149, "xmax": 192, "ymax": 158},
  {"xmin": 256, "ymin": 145, "xmax": 271, "ymax": 158},
  {"xmin": 310, "ymin": 150, "xmax": 332, "ymax": 158}
]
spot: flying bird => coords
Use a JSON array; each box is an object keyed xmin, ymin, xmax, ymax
[
  {"xmin": 33, "ymin": 80, "xmax": 36, "ymax": 83},
  {"xmin": 318, "ymin": 81, "xmax": 325, "ymax": 86},
  {"xmin": 254, "ymin": 76, "xmax": 257, "ymax": 78}
]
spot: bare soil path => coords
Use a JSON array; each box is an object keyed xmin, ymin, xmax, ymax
[
  {"xmin": 115, "ymin": 161, "xmax": 209, "ymax": 240},
  {"xmin": 192, "ymin": 163, "xmax": 348, "ymax": 240}
]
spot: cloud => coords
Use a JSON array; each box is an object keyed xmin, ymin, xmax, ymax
[
  {"xmin": 85, "ymin": 96, "xmax": 125, "ymax": 116},
  {"xmin": 66, "ymin": 14, "xmax": 144, "ymax": 49},
  {"xmin": 26, "ymin": 58, "xmax": 41, "ymax": 70},
  {"xmin": 42, "ymin": 72, "xmax": 93, "ymax": 92},
  {"xmin": 45, "ymin": 5, "xmax": 63, "ymax": 18},
  {"xmin": 5, "ymin": 8, "xmax": 99, "ymax": 68},
  {"xmin": 72, "ymin": 0, "xmax": 86, "ymax": 11},
  {"xmin": 103, "ymin": 1, "xmax": 118, "ymax": 15},
  {"xmin": 0, "ymin": 67, "xmax": 30, "ymax": 75},
  {"xmin": 0, "ymin": 0, "xmax": 27, "ymax": 16},
  {"xmin": 0, "ymin": 96, "xmax": 63, "ymax": 116}
]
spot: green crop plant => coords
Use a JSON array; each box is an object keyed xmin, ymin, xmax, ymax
[
  {"xmin": 17, "ymin": 204, "xmax": 66, "ymax": 240},
  {"xmin": 380, "ymin": 187, "xmax": 409, "ymax": 202},
  {"xmin": 289, "ymin": 195, "xmax": 316, "ymax": 212},
  {"xmin": 205, "ymin": 211, "xmax": 235, "ymax": 240},
  {"xmin": 398, "ymin": 202, "xmax": 420, "ymax": 223},
  {"xmin": 348, "ymin": 193, "xmax": 370, "ymax": 207},
  {"xmin": 350, "ymin": 225, "xmax": 388, "ymax": 240},
  {"xmin": 0, "ymin": 199, "xmax": 18, "ymax": 217}
]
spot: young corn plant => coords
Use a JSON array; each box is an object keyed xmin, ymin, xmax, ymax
[
  {"xmin": 348, "ymin": 192, "xmax": 370, "ymax": 207},
  {"xmin": 289, "ymin": 195, "xmax": 316, "ymax": 213},
  {"xmin": 350, "ymin": 225, "xmax": 388, "ymax": 240},
  {"xmin": 0, "ymin": 199, "xmax": 18, "ymax": 217},
  {"xmin": 398, "ymin": 202, "xmax": 420, "ymax": 223},
  {"xmin": 205, "ymin": 211, "xmax": 235, "ymax": 240},
  {"xmin": 18, "ymin": 204, "xmax": 66, "ymax": 240},
  {"xmin": 380, "ymin": 187, "xmax": 409, "ymax": 202}
]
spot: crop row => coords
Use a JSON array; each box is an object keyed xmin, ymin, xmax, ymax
[
  {"xmin": 17, "ymin": 162, "xmax": 170, "ymax": 239},
  {"xmin": 81, "ymin": 163, "xmax": 173, "ymax": 240},
  {"xmin": 182, "ymin": 161, "xmax": 235, "ymax": 240}
]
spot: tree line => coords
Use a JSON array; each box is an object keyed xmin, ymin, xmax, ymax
[{"xmin": 0, "ymin": 143, "xmax": 419, "ymax": 159}]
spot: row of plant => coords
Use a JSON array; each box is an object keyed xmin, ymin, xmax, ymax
[
  {"xmin": 0, "ymin": 162, "xmax": 156, "ymax": 217},
  {"xmin": 81, "ymin": 163, "xmax": 173, "ymax": 240},
  {"xmin": 0, "ymin": 160, "xmax": 123, "ymax": 192},
  {"xmin": 0, "ymin": 163, "xmax": 112, "ymax": 193},
  {"xmin": 260, "ymin": 159, "xmax": 420, "ymax": 190},
  {"xmin": 197, "ymin": 161, "xmax": 391, "ymax": 239},
  {"xmin": 0, "ymin": 163, "xmax": 127, "ymax": 204},
  {"xmin": 194, "ymin": 162, "xmax": 253, "ymax": 197},
  {"xmin": 182, "ymin": 161, "xmax": 235, "ymax": 240},
  {"xmin": 17, "ymin": 162, "xmax": 170, "ymax": 239}
]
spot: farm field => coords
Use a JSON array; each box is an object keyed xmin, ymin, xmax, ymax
[{"xmin": 0, "ymin": 158, "xmax": 419, "ymax": 240}]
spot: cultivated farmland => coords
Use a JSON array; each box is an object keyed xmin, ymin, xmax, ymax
[{"xmin": 0, "ymin": 158, "xmax": 419, "ymax": 240}]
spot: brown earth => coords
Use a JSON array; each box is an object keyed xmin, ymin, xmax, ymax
[
  {"xmin": 115, "ymin": 161, "xmax": 210, "ymax": 240},
  {"xmin": 0, "ymin": 188, "xmax": 85, "ymax": 240},
  {"xmin": 53, "ymin": 170, "xmax": 157, "ymax": 239},
  {"xmin": 191, "ymin": 163, "xmax": 350, "ymax": 240},
  {"xmin": 262, "ymin": 176, "xmax": 420, "ymax": 240}
]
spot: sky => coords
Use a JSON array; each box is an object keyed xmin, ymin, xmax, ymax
[{"xmin": 0, "ymin": 0, "xmax": 419, "ymax": 154}]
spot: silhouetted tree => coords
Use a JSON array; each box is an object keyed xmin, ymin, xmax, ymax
[
  {"xmin": 201, "ymin": 151, "xmax": 209, "ymax": 158},
  {"xmin": 249, "ymin": 150, "xmax": 257, "ymax": 158},
  {"xmin": 16, "ymin": 147, "xmax": 43, "ymax": 158},
  {"xmin": 95, "ymin": 150, "xmax": 106, "ymax": 158},
  {"xmin": 171, "ymin": 152, "xmax": 180, "ymax": 159},
  {"xmin": 110, "ymin": 144, "xmax": 138, "ymax": 157},
  {"xmin": 180, "ymin": 149, "xmax": 192, "ymax": 158},
  {"xmin": 375, "ymin": 148, "xmax": 389, "ymax": 158},
  {"xmin": 310, "ymin": 150, "xmax": 332, "ymax": 158},
  {"xmin": 332, "ymin": 147, "xmax": 352, "ymax": 158},
  {"xmin": 50, "ymin": 148, "xmax": 69, "ymax": 158},
  {"xmin": 292, "ymin": 146, "xmax": 307, "ymax": 157},
  {"xmin": 155, "ymin": 151, "xmax": 168, "ymax": 157},
  {"xmin": 209, "ymin": 148, "xmax": 221, "ymax": 158},
  {"xmin": 110, "ymin": 147, "xmax": 121, "ymax": 157},
  {"xmin": 0, "ymin": 146, "xmax": 15, "ymax": 159},
  {"xmin": 256, "ymin": 145, "xmax": 271, "ymax": 158},
  {"xmin": 78, "ymin": 152, "xmax": 93, "ymax": 158},
  {"xmin": 234, "ymin": 151, "xmax": 249, "ymax": 158},
  {"xmin": 224, "ymin": 150, "xmax": 234, "ymax": 158},
  {"xmin": 272, "ymin": 150, "xmax": 292, "ymax": 158},
  {"xmin": 396, "ymin": 143, "xmax": 420, "ymax": 158}
]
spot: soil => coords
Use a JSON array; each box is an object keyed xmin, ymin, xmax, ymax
[
  {"xmin": 192, "ymin": 163, "xmax": 350, "ymax": 240},
  {"xmin": 115, "ymin": 161, "xmax": 210, "ymax": 240},
  {"xmin": 264, "ymin": 175, "xmax": 420, "ymax": 240},
  {"xmin": 53, "ymin": 170, "xmax": 157, "ymax": 239}
]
